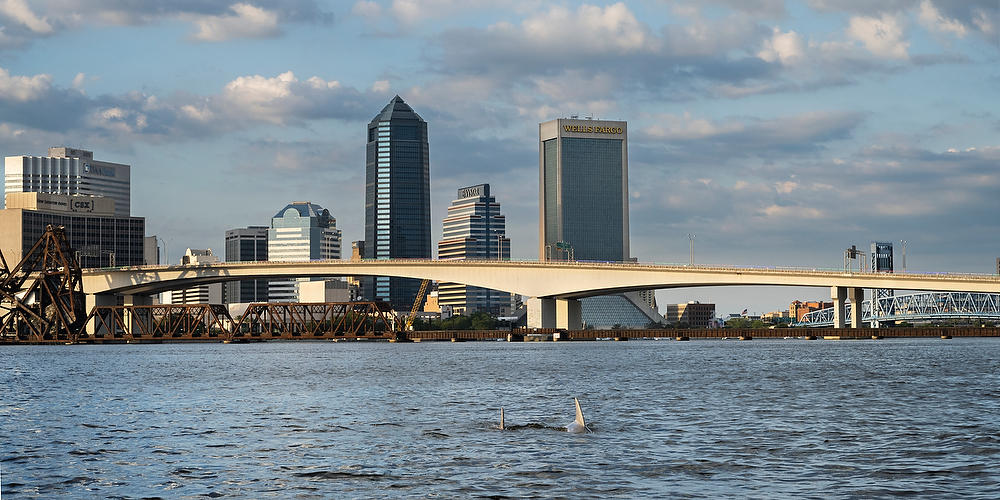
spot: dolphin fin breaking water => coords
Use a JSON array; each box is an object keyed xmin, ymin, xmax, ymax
[
  {"xmin": 566, "ymin": 398, "xmax": 589, "ymax": 433},
  {"xmin": 497, "ymin": 399, "xmax": 590, "ymax": 432}
]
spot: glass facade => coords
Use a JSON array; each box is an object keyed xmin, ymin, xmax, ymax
[
  {"xmin": 364, "ymin": 96, "xmax": 431, "ymax": 311},
  {"xmin": 225, "ymin": 226, "xmax": 269, "ymax": 304},
  {"xmin": 268, "ymin": 202, "xmax": 342, "ymax": 302},
  {"xmin": 560, "ymin": 138, "xmax": 624, "ymax": 261},
  {"xmin": 18, "ymin": 211, "xmax": 145, "ymax": 268},
  {"xmin": 540, "ymin": 121, "xmax": 627, "ymax": 262},
  {"xmin": 539, "ymin": 118, "xmax": 650, "ymax": 328},
  {"xmin": 580, "ymin": 295, "xmax": 657, "ymax": 329},
  {"xmin": 437, "ymin": 184, "xmax": 512, "ymax": 316}
]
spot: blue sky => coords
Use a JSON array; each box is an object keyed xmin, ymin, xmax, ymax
[{"xmin": 0, "ymin": 0, "xmax": 998, "ymax": 315}]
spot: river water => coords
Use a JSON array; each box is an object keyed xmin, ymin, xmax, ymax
[{"xmin": 1, "ymin": 338, "xmax": 999, "ymax": 498}]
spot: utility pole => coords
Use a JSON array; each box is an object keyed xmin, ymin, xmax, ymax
[{"xmin": 687, "ymin": 234, "xmax": 695, "ymax": 265}]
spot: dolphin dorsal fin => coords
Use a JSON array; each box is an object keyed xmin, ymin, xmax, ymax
[
  {"xmin": 500, "ymin": 407, "xmax": 505, "ymax": 430},
  {"xmin": 574, "ymin": 398, "xmax": 585, "ymax": 428}
]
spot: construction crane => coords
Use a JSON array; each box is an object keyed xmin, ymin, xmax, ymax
[{"xmin": 403, "ymin": 279, "xmax": 431, "ymax": 332}]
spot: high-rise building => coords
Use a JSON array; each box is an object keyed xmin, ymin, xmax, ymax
[
  {"xmin": 437, "ymin": 184, "xmax": 512, "ymax": 316},
  {"xmin": 268, "ymin": 202, "xmax": 342, "ymax": 302},
  {"xmin": 0, "ymin": 192, "xmax": 145, "ymax": 268},
  {"xmin": 164, "ymin": 248, "xmax": 223, "ymax": 304},
  {"xmin": 225, "ymin": 226, "xmax": 269, "ymax": 304},
  {"xmin": 4, "ymin": 147, "xmax": 131, "ymax": 216},
  {"xmin": 143, "ymin": 236, "xmax": 160, "ymax": 266},
  {"xmin": 364, "ymin": 95, "xmax": 431, "ymax": 310},
  {"xmin": 539, "ymin": 118, "xmax": 628, "ymax": 262},
  {"xmin": 538, "ymin": 118, "xmax": 657, "ymax": 328}
]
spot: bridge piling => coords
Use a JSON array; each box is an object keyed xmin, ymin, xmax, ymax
[
  {"xmin": 848, "ymin": 287, "xmax": 864, "ymax": 328},
  {"xmin": 527, "ymin": 298, "xmax": 556, "ymax": 328},
  {"xmin": 832, "ymin": 286, "xmax": 847, "ymax": 328},
  {"xmin": 556, "ymin": 299, "xmax": 582, "ymax": 330}
]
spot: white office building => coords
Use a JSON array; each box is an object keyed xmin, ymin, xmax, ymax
[
  {"xmin": 4, "ymin": 147, "xmax": 131, "ymax": 216},
  {"xmin": 163, "ymin": 248, "xmax": 223, "ymax": 304},
  {"xmin": 268, "ymin": 202, "xmax": 342, "ymax": 302}
]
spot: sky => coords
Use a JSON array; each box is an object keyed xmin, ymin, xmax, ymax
[{"xmin": 0, "ymin": 0, "xmax": 997, "ymax": 316}]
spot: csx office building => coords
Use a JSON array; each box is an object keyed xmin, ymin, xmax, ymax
[{"xmin": 0, "ymin": 192, "xmax": 145, "ymax": 268}]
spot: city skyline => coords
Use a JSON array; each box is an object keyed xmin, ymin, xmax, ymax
[{"xmin": 0, "ymin": 1, "xmax": 997, "ymax": 314}]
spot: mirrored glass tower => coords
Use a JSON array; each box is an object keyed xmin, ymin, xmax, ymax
[{"xmin": 364, "ymin": 96, "xmax": 431, "ymax": 310}]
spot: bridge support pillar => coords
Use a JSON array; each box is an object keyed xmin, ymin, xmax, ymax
[
  {"xmin": 527, "ymin": 298, "xmax": 556, "ymax": 329},
  {"xmin": 85, "ymin": 293, "xmax": 118, "ymax": 336},
  {"xmin": 831, "ymin": 286, "xmax": 846, "ymax": 328},
  {"xmin": 123, "ymin": 295, "xmax": 153, "ymax": 336},
  {"xmin": 848, "ymin": 288, "xmax": 864, "ymax": 328},
  {"xmin": 555, "ymin": 299, "xmax": 582, "ymax": 330}
]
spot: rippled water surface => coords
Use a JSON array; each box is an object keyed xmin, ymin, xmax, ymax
[{"xmin": 2, "ymin": 338, "xmax": 999, "ymax": 498}]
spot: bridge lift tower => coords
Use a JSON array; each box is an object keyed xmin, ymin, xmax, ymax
[{"xmin": 870, "ymin": 241, "xmax": 894, "ymax": 328}]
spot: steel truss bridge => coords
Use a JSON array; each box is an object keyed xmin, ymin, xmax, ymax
[{"xmin": 797, "ymin": 291, "xmax": 1000, "ymax": 327}]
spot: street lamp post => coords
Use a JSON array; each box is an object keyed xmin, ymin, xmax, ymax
[
  {"xmin": 687, "ymin": 234, "xmax": 695, "ymax": 266},
  {"xmin": 159, "ymin": 236, "xmax": 169, "ymax": 266},
  {"xmin": 899, "ymin": 239, "xmax": 906, "ymax": 273}
]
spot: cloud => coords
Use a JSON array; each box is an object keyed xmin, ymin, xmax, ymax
[
  {"xmin": 0, "ymin": 66, "xmax": 379, "ymax": 141},
  {"xmin": 189, "ymin": 3, "xmax": 281, "ymax": 42},
  {"xmin": 806, "ymin": 0, "xmax": 998, "ymax": 42},
  {"xmin": 0, "ymin": 67, "xmax": 52, "ymax": 101},
  {"xmin": 758, "ymin": 27, "xmax": 805, "ymax": 65},
  {"xmin": 918, "ymin": 0, "xmax": 968, "ymax": 37},
  {"xmin": 352, "ymin": 1, "xmax": 382, "ymax": 18},
  {"xmin": 0, "ymin": 0, "xmax": 52, "ymax": 34},
  {"xmin": 846, "ymin": 13, "xmax": 910, "ymax": 59},
  {"xmin": 0, "ymin": 1, "xmax": 331, "ymax": 48},
  {"xmin": 643, "ymin": 110, "xmax": 864, "ymax": 155}
]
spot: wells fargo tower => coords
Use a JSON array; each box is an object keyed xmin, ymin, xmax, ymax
[{"xmin": 538, "ymin": 118, "xmax": 629, "ymax": 262}]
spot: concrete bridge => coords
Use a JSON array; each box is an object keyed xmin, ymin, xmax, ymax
[{"xmin": 81, "ymin": 260, "xmax": 1000, "ymax": 329}]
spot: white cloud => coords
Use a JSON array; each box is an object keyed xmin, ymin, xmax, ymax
[
  {"xmin": 190, "ymin": 3, "xmax": 281, "ymax": 42},
  {"xmin": 352, "ymin": 1, "xmax": 382, "ymax": 18},
  {"xmin": 0, "ymin": 67, "xmax": 52, "ymax": 101},
  {"xmin": 504, "ymin": 3, "xmax": 655, "ymax": 54},
  {"xmin": 971, "ymin": 7, "xmax": 996, "ymax": 35},
  {"xmin": 845, "ymin": 14, "xmax": 909, "ymax": 59},
  {"xmin": 758, "ymin": 27, "xmax": 805, "ymax": 65},
  {"xmin": 918, "ymin": 0, "xmax": 968, "ymax": 37},
  {"xmin": 71, "ymin": 72, "xmax": 86, "ymax": 90},
  {"xmin": 371, "ymin": 80, "xmax": 390, "ymax": 93},
  {"xmin": 775, "ymin": 181, "xmax": 798, "ymax": 194},
  {"xmin": 761, "ymin": 204, "xmax": 824, "ymax": 219},
  {"xmin": 0, "ymin": 0, "xmax": 52, "ymax": 34},
  {"xmin": 90, "ymin": 106, "xmax": 148, "ymax": 133},
  {"xmin": 0, "ymin": 122, "xmax": 25, "ymax": 139},
  {"xmin": 645, "ymin": 111, "xmax": 742, "ymax": 141}
]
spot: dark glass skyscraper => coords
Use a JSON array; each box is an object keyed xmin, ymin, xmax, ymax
[{"xmin": 364, "ymin": 95, "xmax": 431, "ymax": 310}]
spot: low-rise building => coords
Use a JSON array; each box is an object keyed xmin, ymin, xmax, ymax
[
  {"xmin": 790, "ymin": 300, "xmax": 833, "ymax": 321},
  {"xmin": 663, "ymin": 301, "xmax": 716, "ymax": 328}
]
